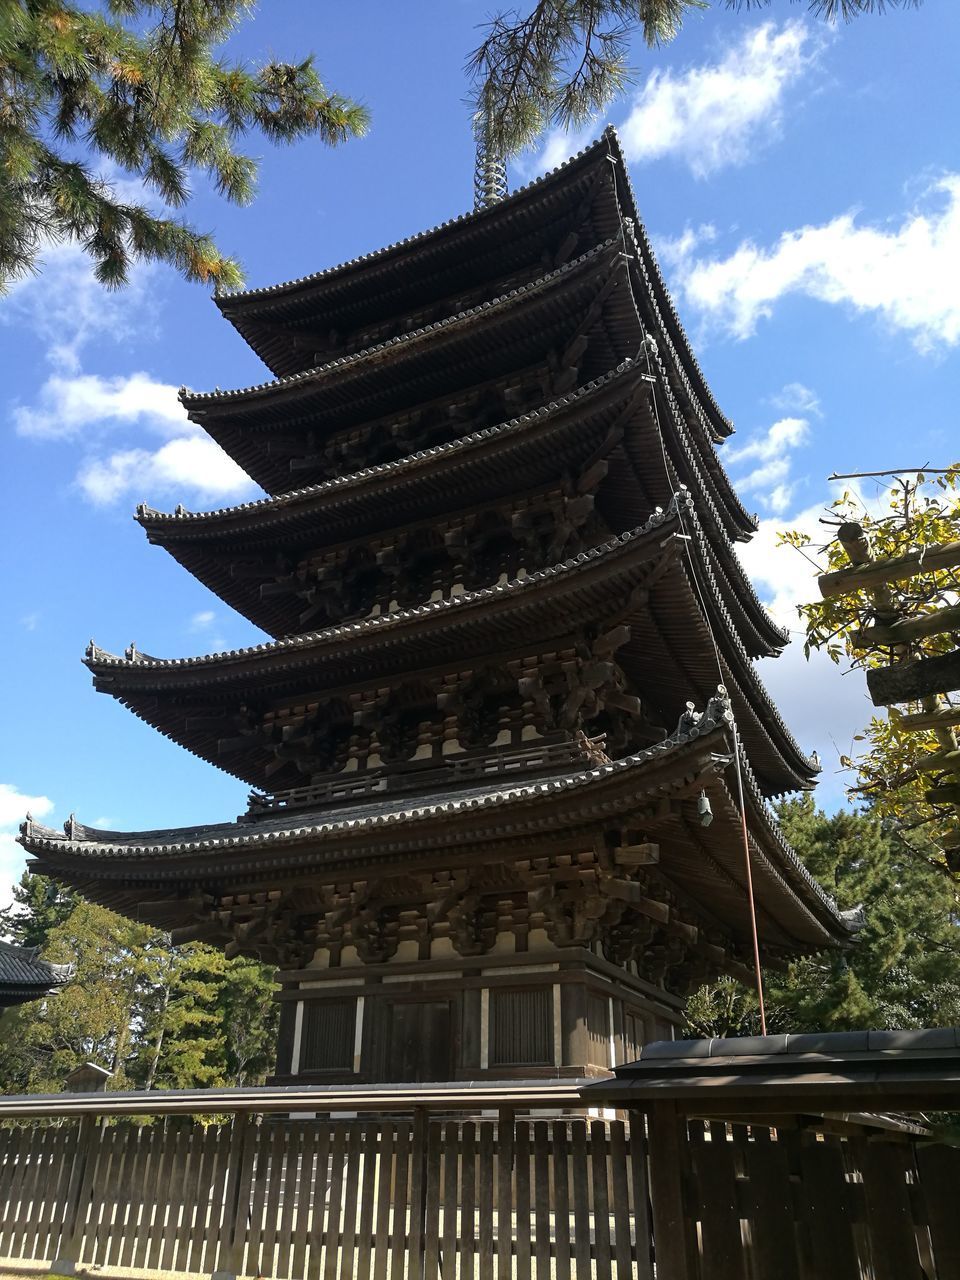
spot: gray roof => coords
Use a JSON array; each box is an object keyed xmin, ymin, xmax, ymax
[{"xmin": 0, "ymin": 940, "xmax": 73, "ymax": 1005}]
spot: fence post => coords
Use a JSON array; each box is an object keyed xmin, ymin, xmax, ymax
[
  {"xmin": 51, "ymin": 1114, "xmax": 99, "ymax": 1275},
  {"xmin": 646, "ymin": 1102, "xmax": 695, "ymax": 1280}
]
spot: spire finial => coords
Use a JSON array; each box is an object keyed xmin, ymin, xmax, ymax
[{"xmin": 473, "ymin": 98, "xmax": 507, "ymax": 211}]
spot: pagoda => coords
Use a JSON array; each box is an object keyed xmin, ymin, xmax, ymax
[
  {"xmin": 0, "ymin": 940, "xmax": 73, "ymax": 1009},
  {"xmin": 20, "ymin": 130, "xmax": 855, "ymax": 1083}
]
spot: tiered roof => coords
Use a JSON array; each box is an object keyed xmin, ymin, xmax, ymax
[
  {"xmin": 20, "ymin": 128, "xmax": 852, "ymax": 965},
  {"xmin": 0, "ymin": 941, "xmax": 73, "ymax": 1008}
]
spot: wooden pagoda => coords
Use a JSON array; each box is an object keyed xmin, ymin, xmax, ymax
[
  {"xmin": 0, "ymin": 941, "xmax": 73, "ymax": 1009},
  {"xmin": 20, "ymin": 129, "xmax": 855, "ymax": 1083}
]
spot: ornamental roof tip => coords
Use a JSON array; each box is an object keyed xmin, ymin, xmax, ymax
[
  {"xmin": 137, "ymin": 360, "xmax": 641, "ymax": 526},
  {"xmin": 86, "ymin": 500, "xmax": 689, "ymax": 672},
  {"xmin": 216, "ymin": 127, "xmax": 622, "ymax": 306},
  {"xmin": 186, "ymin": 239, "xmax": 624, "ymax": 405}
]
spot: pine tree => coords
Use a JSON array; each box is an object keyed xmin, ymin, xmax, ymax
[
  {"xmin": 0, "ymin": 870, "xmax": 77, "ymax": 947},
  {"xmin": 0, "ymin": 0, "xmax": 368, "ymax": 291},
  {"xmin": 684, "ymin": 795, "xmax": 960, "ymax": 1038},
  {"xmin": 0, "ymin": 876, "xmax": 280, "ymax": 1093},
  {"xmin": 469, "ymin": 1, "xmax": 924, "ymax": 156}
]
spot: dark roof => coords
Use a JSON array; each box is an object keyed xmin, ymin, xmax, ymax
[
  {"xmin": 85, "ymin": 495, "xmax": 814, "ymax": 796},
  {"xmin": 214, "ymin": 128, "xmax": 733, "ymax": 448},
  {"xmin": 0, "ymin": 940, "xmax": 73, "ymax": 1007},
  {"xmin": 20, "ymin": 696, "xmax": 852, "ymax": 950},
  {"xmin": 582, "ymin": 1028, "xmax": 960, "ymax": 1113},
  {"xmin": 140, "ymin": 364, "xmax": 782, "ymax": 653}
]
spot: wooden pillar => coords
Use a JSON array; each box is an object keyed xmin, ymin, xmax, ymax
[{"xmin": 646, "ymin": 1102, "xmax": 696, "ymax": 1280}]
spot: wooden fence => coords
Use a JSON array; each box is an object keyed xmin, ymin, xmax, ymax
[
  {"xmin": 2, "ymin": 1097, "xmax": 960, "ymax": 1279},
  {"xmin": 0, "ymin": 1111, "xmax": 652, "ymax": 1280}
]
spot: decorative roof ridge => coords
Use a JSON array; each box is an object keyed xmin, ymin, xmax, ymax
[
  {"xmin": 88, "ymin": 495, "xmax": 684, "ymax": 672},
  {"xmin": 138, "ymin": 360, "xmax": 640, "ymax": 527},
  {"xmin": 0, "ymin": 938, "xmax": 75, "ymax": 983},
  {"xmin": 216, "ymin": 131, "xmax": 614, "ymax": 308},
  {"xmin": 672, "ymin": 491, "xmax": 817, "ymax": 779},
  {"xmin": 183, "ymin": 238, "xmax": 623, "ymax": 407},
  {"xmin": 609, "ymin": 134, "xmax": 733, "ymax": 439},
  {"xmin": 19, "ymin": 685, "xmax": 731, "ymax": 856}
]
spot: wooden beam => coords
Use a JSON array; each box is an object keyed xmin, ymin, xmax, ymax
[
  {"xmin": 819, "ymin": 540, "xmax": 960, "ymax": 599},
  {"xmin": 894, "ymin": 704, "xmax": 960, "ymax": 730},
  {"xmin": 852, "ymin": 603, "xmax": 960, "ymax": 649},
  {"xmin": 913, "ymin": 747, "xmax": 960, "ymax": 774},
  {"xmin": 924, "ymin": 784, "xmax": 960, "ymax": 806},
  {"xmin": 866, "ymin": 649, "xmax": 960, "ymax": 706},
  {"xmin": 613, "ymin": 842, "xmax": 660, "ymax": 867}
]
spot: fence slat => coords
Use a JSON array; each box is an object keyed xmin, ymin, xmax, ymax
[
  {"xmin": 571, "ymin": 1119, "xmax": 593, "ymax": 1280},
  {"xmin": 497, "ymin": 1110, "xmax": 515, "ymax": 1280},
  {"xmin": 356, "ymin": 1122, "xmax": 379, "ymax": 1280},
  {"xmin": 741, "ymin": 1130, "xmax": 801, "ymax": 1280},
  {"xmin": 441, "ymin": 1120, "xmax": 460, "ymax": 1280},
  {"xmin": 798, "ymin": 1135, "xmax": 861, "ymax": 1280},
  {"xmin": 372, "ymin": 1121, "xmax": 396, "ymax": 1280},
  {"xmin": 277, "ymin": 1123, "xmax": 303, "ymax": 1279},
  {"xmin": 423, "ymin": 1118, "xmax": 443, "ymax": 1280},
  {"xmin": 858, "ymin": 1139, "xmax": 924, "ymax": 1280},
  {"xmin": 323, "ymin": 1123, "xmax": 348, "ymax": 1280},
  {"xmin": 627, "ymin": 1115, "xmax": 654, "ymax": 1280},
  {"xmin": 306, "ymin": 1122, "xmax": 332, "ymax": 1280},
  {"xmin": 461, "ymin": 1120, "xmax": 477, "ymax": 1280},
  {"xmin": 916, "ymin": 1143, "xmax": 960, "ymax": 1278},
  {"xmin": 388, "ymin": 1121, "xmax": 411, "ymax": 1280},
  {"xmin": 515, "ymin": 1120, "xmax": 532, "ymax": 1280},
  {"xmin": 551, "ymin": 1120, "xmax": 573, "ymax": 1280},
  {"xmin": 590, "ymin": 1119, "xmax": 613, "ymax": 1280},
  {"xmin": 478, "ymin": 1120, "xmax": 496, "ymax": 1280},
  {"xmin": 609, "ymin": 1120, "xmax": 633, "ymax": 1280},
  {"xmin": 533, "ymin": 1121, "xmax": 551, "ymax": 1280}
]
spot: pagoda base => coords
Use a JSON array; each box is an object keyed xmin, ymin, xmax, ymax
[{"xmin": 270, "ymin": 942, "xmax": 684, "ymax": 1085}]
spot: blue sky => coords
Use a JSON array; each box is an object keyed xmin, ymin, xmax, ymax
[{"xmin": 3, "ymin": 0, "xmax": 959, "ymax": 904}]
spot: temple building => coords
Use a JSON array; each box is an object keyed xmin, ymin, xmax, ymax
[
  {"xmin": 20, "ymin": 130, "xmax": 855, "ymax": 1083},
  {"xmin": 0, "ymin": 940, "xmax": 73, "ymax": 1009}
]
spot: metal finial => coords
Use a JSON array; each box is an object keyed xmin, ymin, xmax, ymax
[{"xmin": 473, "ymin": 104, "xmax": 507, "ymax": 211}]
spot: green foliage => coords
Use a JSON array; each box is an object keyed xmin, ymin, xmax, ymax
[
  {"xmin": 469, "ymin": 0, "xmax": 924, "ymax": 156},
  {"xmin": 685, "ymin": 795, "xmax": 960, "ymax": 1037},
  {"xmin": 779, "ymin": 466, "xmax": 960, "ymax": 854},
  {"xmin": 0, "ymin": 0, "xmax": 368, "ymax": 291},
  {"xmin": 0, "ymin": 870, "xmax": 77, "ymax": 947},
  {"xmin": 0, "ymin": 873, "xmax": 277, "ymax": 1093}
]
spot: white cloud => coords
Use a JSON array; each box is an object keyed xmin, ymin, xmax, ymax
[
  {"xmin": 76, "ymin": 435, "xmax": 256, "ymax": 506},
  {"xmin": 2, "ymin": 240, "xmax": 156, "ymax": 372},
  {"xmin": 738, "ymin": 498, "xmax": 875, "ymax": 807},
  {"xmin": 770, "ymin": 382, "xmax": 822, "ymax": 418},
  {"xmin": 13, "ymin": 367, "xmax": 259, "ymax": 508},
  {"xmin": 0, "ymin": 784, "xmax": 54, "ymax": 912},
  {"xmin": 0, "ymin": 783, "xmax": 53, "ymax": 828},
  {"xmin": 14, "ymin": 371, "xmax": 187, "ymax": 440},
  {"xmin": 190, "ymin": 610, "xmax": 217, "ymax": 631},
  {"xmin": 666, "ymin": 175, "xmax": 960, "ymax": 351},
  {"xmin": 534, "ymin": 21, "xmax": 816, "ymax": 179},
  {"xmin": 619, "ymin": 22, "xmax": 816, "ymax": 177},
  {"xmin": 726, "ymin": 415, "xmax": 811, "ymax": 514}
]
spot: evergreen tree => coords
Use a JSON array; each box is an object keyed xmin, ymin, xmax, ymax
[
  {"xmin": 0, "ymin": 875, "xmax": 279, "ymax": 1093},
  {"xmin": 0, "ymin": 870, "xmax": 77, "ymax": 947},
  {"xmin": 470, "ymin": 1, "xmax": 925, "ymax": 157},
  {"xmin": 685, "ymin": 795, "xmax": 960, "ymax": 1038},
  {"xmin": 0, "ymin": 0, "xmax": 368, "ymax": 291}
]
